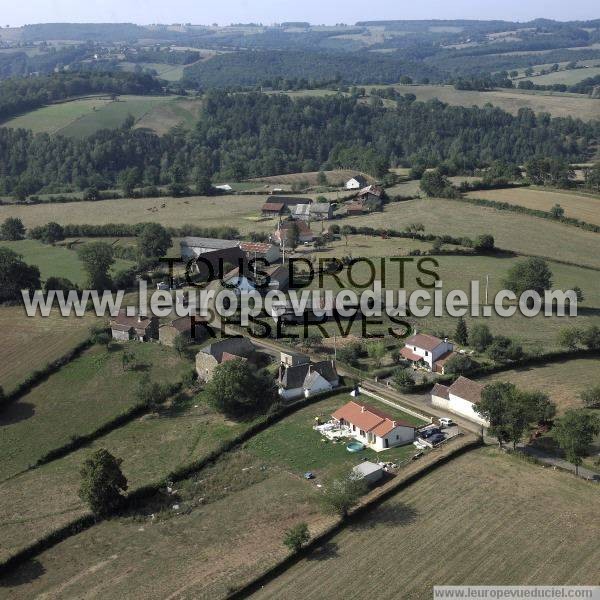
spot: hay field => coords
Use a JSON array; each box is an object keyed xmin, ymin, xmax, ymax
[
  {"xmin": 476, "ymin": 357, "xmax": 600, "ymax": 414},
  {"xmin": 466, "ymin": 187, "xmax": 600, "ymax": 226},
  {"xmin": 524, "ymin": 66, "xmax": 600, "ymax": 85},
  {"xmin": 248, "ymin": 170, "xmax": 373, "ymax": 187},
  {"xmin": 0, "ymin": 305, "xmax": 96, "ymax": 394},
  {"xmin": 375, "ymin": 84, "xmax": 600, "ymax": 120},
  {"xmin": 255, "ymin": 448, "xmax": 600, "ymax": 599},
  {"xmin": 340, "ymin": 197, "xmax": 600, "ymax": 269}
]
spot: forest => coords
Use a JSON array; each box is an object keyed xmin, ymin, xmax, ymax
[{"xmin": 1, "ymin": 91, "xmax": 597, "ymax": 198}]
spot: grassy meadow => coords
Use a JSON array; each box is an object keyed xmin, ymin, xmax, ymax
[
  {"xmin": 0, "ymin": 305, "xmax": 97, "ymax": 395},
  {"xmin": 0, "ymin": 239, "xmax": 133, "ymax": 285},
  {"xmin": 0, "ymin": 343, "xmax": 191, "ymax": 480},
  {"xmin": 0, "ymin": 393, "xmax": 256, "ymax": 564},
  {"xmin": 1, "ymin": 95, "xmax": 200, "ymax": 138},
  {"xmin": 368, "ymin": 84, "xmax": 600, "ymax": 120},
  {"xmin": 475, "ymin": 356, "xmax": 600, "ymax": 414},
  {"xmin": 254, "ymin": 447, "xmax": 600, "ymax": 599},
  {"xmin": 467, "ymin": 187, "xmax": 600, "ymax": 226}
]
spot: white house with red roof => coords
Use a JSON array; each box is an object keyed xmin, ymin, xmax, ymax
[
  {"xmin": 431, "ymin": 376, "xmax": 488, "ymax": 426},
  {"xmin": 331, "ymin": 401, "xmax": 416, "ymax": 451},
  {"xmin": 401, "ymin": 332, "xmax": 454, "ymax": 372}
]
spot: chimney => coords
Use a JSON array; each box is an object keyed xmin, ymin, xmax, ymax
[
  {"xmin": 444, "ymin": 337, "xmax": 448, "ymax": 343},
  {"xmin": 361, "ymin": 405, "xmax": 366, "ymax": 413},
  {"xmin": 392, "ymin": 420, "xmax": 397, "ymax": 427},
  {"xmin": 137, "ymin": 315, "xmax": 142, "ymax": 323}
]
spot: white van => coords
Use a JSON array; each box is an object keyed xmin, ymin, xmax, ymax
[{"xmin": 439, "ymin": 417, "xmax": 454, "ymax": 427}]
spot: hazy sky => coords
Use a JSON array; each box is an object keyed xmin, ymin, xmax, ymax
[{"xmin": 4, "ymin": 0, "xmax": 599, "ymax": 27}]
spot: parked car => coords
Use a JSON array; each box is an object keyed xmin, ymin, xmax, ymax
[
  {"xmin": 419, "ymin": 427, "xmax": 441, "ymax": 439},
  {"xmin": 439, "ymin": 417, "xmax": 455, "ymax": 427},
  {"xmin": 413, "ymin": 439, "xmax": 427, "ymax": 449},
  {"xmin": 428, "ymin": 433, "xmax": 445, "ymax": 445}
]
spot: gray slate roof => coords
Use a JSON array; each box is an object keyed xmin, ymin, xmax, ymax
[{"xmin": 181, "ymin": 237, "xmax": 240, "ymax": 250}]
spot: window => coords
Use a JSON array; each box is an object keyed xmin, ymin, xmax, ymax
[
  {"xmin": 396, "ymin": 435, "xmax": 399, "ymax": 440},
  {"xmin": 425, "ymin": 351, "xmax": 428, "ymax": 356},
  {"xmin": 360, "ymin": 430, "xmax": 364, "ymax": 436}
]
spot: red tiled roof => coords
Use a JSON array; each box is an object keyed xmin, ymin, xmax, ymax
[
  {"xmin": 262, "ymin": 202, "xmax": 285, "ymax": 211},
  {"xmin": 110, "ymin": 310, "xmax": 154, "ymax": 331},
  {"xmin": 431, "ymin": 383, "xmax": 450, "ymax": 400},
  {"xmin": 221, "ymin": 352, "xmax": 247, "ymax": 364},
  {"xmin": 239, "ymin": 242, "xmax": 275, "ymax": 254},
  {"xmin": 405, "ymin": 333, "xmax": 444, "ymax": 352},
  {"xmin": 332, "ymin": 401, "xmax": 414, "ymax": 437},
  {"xmin": 400, "ymin": 347, "xmax": 422, "ymax": 362},
  {"xmin": 449, "ymin": 376, "xmax": 484, "ymax": 405}
]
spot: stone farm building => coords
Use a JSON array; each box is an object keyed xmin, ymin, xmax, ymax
[
  {"xmin": 195, "ymin": 337, "xmax": 255, "ymax": 381},
  {"xmin": 293, "ymin": 202, "xmax": 333, "ymax": 221},
  {"xmin": 110, "ymin": 310, "xmax": 159, "ymax": 342},
  {"xmin": 261, "ymin": 202, "xmax": 288, "ymax": 217},
  {"xmin": 159, "ymin": 316, "xmax": 194, "ymax": 347},
  {"xmin": 180, "ymin": 237, "xmax": 241, "ymax": 259},
  {"xmin": 272, "ymin": 220, "xmax": 315, "ymax": 245},
  {"xmin": 431, "ymin": 376, "xmax": 488, "ymax": 426},
  {"xmin": 332, "ymin": 401, "xmax": 416, "ymax": 451},
  {"xmin": 239, "ymin": 241, "xmax": 281, "ymax": 265}
]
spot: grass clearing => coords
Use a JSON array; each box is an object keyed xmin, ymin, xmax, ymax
[
  {"xmin": 370, "ymin": 84, "xmax": 600, "ymax": 120},
  {"xmin": 1, "ymin": 95, "xmax": 197, "ymax": 138},
  {"xmin": 0, "ymin": 343, "xmax": 191, "ymax": 480},
  {"xmin": 0, "ymin": 305, "xmax": 96, "ymax": 395},
  {"xmin": 523, "ymin": 66, "xmax": 600, "ymax": 85},
  {"xmin": 0, "ymin": 239, "xmax": 133, "ymax": 285},
  {"xmin": 475, "ymin": 356, "xmax": 600, "ymax": 414},
  {"xmin": 248, "ymin": 169, "xmax": 372, "ymax": 187},
  {"xmin": 254, "ymin": 447, "xmax": 600, "ymax": 599}
]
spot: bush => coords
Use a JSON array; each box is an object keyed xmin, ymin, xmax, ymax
[
  {"xmin": 444, "ymin": 353, "xmax": 473, "ymax": 375},
  {"xmin": 470, "ymin": 323, "xmax": 493, "ymax": 352},
  {"xmin": 392, "ymin": 367, "xmax": 415, "ymax": 392},
  {"xmin": 580, "ymin": 385, "xmax": 600, "ymax": 409},
  {"xmin": 283, "ymin": 522, "xmax": 311, "ymax": 553}
]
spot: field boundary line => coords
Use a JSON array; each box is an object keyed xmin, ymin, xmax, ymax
[
  {"xmin": 0, "ymin": 386, "xmax": 352, "ymax": 577},
  {"xmin": 226, "ymin": 435, "xmax": 483, "ymax": 600}
]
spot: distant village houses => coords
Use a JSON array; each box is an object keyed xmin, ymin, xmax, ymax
[{"xmin": 110, "ymin": 310, "xmax": 158, "ymax": 342}]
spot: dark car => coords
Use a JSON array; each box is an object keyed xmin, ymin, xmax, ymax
[
  {"xmin": 428, "ymin": 433, "xmax": 445, "ymax": 445},
  {"xmin": 419, "ymin": 427, "xmax": 440, "ymax": 439}
]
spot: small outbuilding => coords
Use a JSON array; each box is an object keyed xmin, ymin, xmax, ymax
[{"xmin": 352, "ymin": 461, "xmax": 384, "ymax": 485}]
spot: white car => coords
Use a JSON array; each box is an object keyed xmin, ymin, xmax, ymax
[
  {"xmin": 413, "ymin": 439, "xmax": 427, "ymax": 449},
  {"xmin": 439, "ymin": 417, "xmax": 455, "ymax": 427}
]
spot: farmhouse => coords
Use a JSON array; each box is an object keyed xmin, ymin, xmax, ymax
[
  {"xmin": 277, "ymin": 358, "xmax": 339, "ymax": 400},
  {"xmin": 431, "ymin": 376, "xmax": 487, "ymax": 426},
  {"xmin": 331, "ymin": 401, "xmax": 416, "ymax": 451},
  {"xmin": 261, "ymin": 202, "xmax": 288, "ymax": 217},
  {"xmin": 158, "ymin": 316, "xmax": 195, "ymax": 347},
  {"xmin": 293, "ymin": 202, "xmax": 333, "ymax": 221},
  {"xmin": 401, "ymin": 332, "xmax": 454, "ymax": 372},
  {"xmin": 272, "ymin": 220, "xmax": 315, "ymax": 245},
  {"xmin": 345, "ymin": 201, "xmax": 366, "ymax": 216},
  {"xmin": 239, "ymin": 241, "xmax": 281, "ymax": 264},
  {"xmin": 224, "ymin": 263, "xmax": 289, "ymax": 293},
  {"xmin": 345, "ymin": 175, "xmax": 368, "ymax": 190},
  {"xmin": 269, "ymin": 195, "xmax": 312, "ymax": 209},
  {"xmin": 110, "ymin": 310, "xmax": 159, "ymax": 342},
  {"xmin": 357, "ymin": 184, "xmax": 384, "ymax": 201},
  {"xmin": 195, "ymin": 337, "xmax": 255, "ymax": 381},
  {"xmin": 180, "ymin": 237, "xmax": 240, "ymax": 259}
]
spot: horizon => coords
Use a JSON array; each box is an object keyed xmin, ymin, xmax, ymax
[{"xmin": 3, "ymin": 1, "xmax": 598, "ymax": 29}]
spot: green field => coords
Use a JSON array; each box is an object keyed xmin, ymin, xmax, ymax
[
  {"xmin": 254, "ymin": 448, "xmax": 600, "ymax": 599},
  {"xmin": 118, "ymin": 61, "xmax": 185, "ymax": 81},
  {"xmin": 467, "ymin": 187, "xmax": 600, "ymax": 226},
  {"xmin": 0, "ymin": 343, "xmax": 191, "ymax": 480},
  {"xmin": 365, "ymin": 84, "xmax": 600, "ymax": 120},
  {"xmin": 340, "ymin": 197, "xmax": 600, "ymax": 270},
  {"xmin": 0, "ymin": 239, "xmax": 133, "ymax": 285},
  {"xmin": 0, "ymin": 305, "xmax": 98, "ymax": 394},
  {"xmin": 476, "ymin": 356, "xmax": 600, "ymax": 414},
  {"xmin": 301, "ymin": 253, "xmax": 600, "ymax": 353},
  {"xmin": 0, "ymin": 393, "xmax": 256, "ymax": 564},
  {"xmin": 524, "ymin": 66, "xmax": 600, "ymax": 85},
  {"xmin": 1, "ymin": 95, "xmax": 199, "ymax": 138}
]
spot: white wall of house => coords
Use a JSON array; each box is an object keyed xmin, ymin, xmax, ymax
[
  {"xmin": 344, "ymin": 422, "xmax": 414, "ymax": 450},
  {"xmin": 345, "ymin": 178, "xmax": 361, "ymax": 189},
  {"xmin": 405, "ymin": 340, "xmax": 453, "ymax": 370},
  {"xmin": 431, "ymin": 393, "xmax": 489, "ymax": 426},
  {"xmin": 279, "ymin": 386, "xmax": 304, "ymax": 401},
  {"xmin": 111, "ymin": 328, "xmax": 131, "ymax": 341}
]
